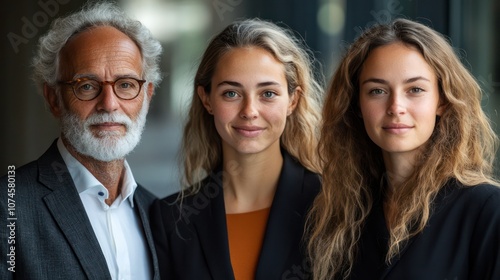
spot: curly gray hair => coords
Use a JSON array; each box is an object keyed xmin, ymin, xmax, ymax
[{"xmin": 33, "ymin": 1, "xmax": 162, "ymax": 90}]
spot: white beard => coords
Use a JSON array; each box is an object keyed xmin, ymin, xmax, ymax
[{"xmin": 60, "ymin": 96, "xmax": 149, "ymax": 162}]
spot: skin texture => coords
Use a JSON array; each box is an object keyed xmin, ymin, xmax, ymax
[
  {"xmin": 198, "ymin": 46, "xmax": 299, "ymax": 213},
  {"xmin": 52, "ymin": 25, "xmax": 150, "ymax": 136},
  {"xmin": 43, "ymin": 26, "xmax": 153, "ymax": 204},
  {"xmin": 359, "ymin": 43, "xmax": 444, "ymax": 181},
  {"xmin": 199, "ymin": 46, "xmax": 298, "ymax": 157},
  {"xmin": 358, "ymin": 42, "xmax": 445, "ymax": 225}
]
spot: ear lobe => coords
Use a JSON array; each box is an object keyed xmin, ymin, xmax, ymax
[
  {"xmin": 197, "ymin": 86, "xmax": 213, "ymax": 114},
  {"xmin": 43, "ymin": 83, "xmax": 62, "ymax": 118},
  {"xmin": 287, "ymin": 87, "xmax": 301, "ymax": 116}
]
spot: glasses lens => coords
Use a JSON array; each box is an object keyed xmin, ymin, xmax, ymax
[
  {"xmin": 114, "ymin": 78, "xmax": 141, "ymax": 99},
  {"xmin": 74, "ymin": 79, "xmax": 100, "ymax": 100}
]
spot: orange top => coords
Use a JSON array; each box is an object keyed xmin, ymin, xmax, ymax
[{"xmin": 226, "ymin": 207, "xmax": 271, "ymax": 280}]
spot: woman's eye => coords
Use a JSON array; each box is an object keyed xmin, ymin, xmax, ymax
[
  {"xmin": 224, "ymin": 91, "xmax": 238, "ymax": 98},
  {"xmin": 409, "ymin": 87, "xmax": 424, "ymax": 94},
  {"xmin": 369, "ymin": 89, "xmax": 385, "ymax": 95},
  {"xmin": 262, "ymin": 91, "xmax": 276, "ymax": 98}
]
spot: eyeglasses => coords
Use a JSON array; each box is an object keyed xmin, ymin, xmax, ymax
[{"xmin": 58, "ymin": 77, "xmax": 146, "ymax": 101}]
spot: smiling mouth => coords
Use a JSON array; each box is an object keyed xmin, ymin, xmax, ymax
[
  {"xmin": 234, "ymin": 126, "xmax": 264, "ymax": 137},
  {"xmin": 382, "ymin": 124, "xmax": 413, "ymax": 134}
]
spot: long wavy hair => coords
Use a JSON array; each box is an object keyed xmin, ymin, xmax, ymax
[
  {"xmin": 307, "ymin": 18, "xmax": 499, "ymax": 279},
  {"xmin": 181, "ymin": 18, "xmax": 323, "ymax": 193}
]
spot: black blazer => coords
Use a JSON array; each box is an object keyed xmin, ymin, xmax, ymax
[
  {"xmin": 150, "ymin": 151, "xmax": 321, "ymax": 280},
  {"xmin": 350, "ymin": 180, "xmax": 500, "ymax": 280},
  {"xmin": 0, "ymin": 140, "xmax": 160, "ymax": 280}
]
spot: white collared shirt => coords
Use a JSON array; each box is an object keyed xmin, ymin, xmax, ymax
[{"xmin": 57, "ymin": 138, "xmax": 152, "ymax": 280}]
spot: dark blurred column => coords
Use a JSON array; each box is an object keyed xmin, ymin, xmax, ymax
[
  {"xmin": 1, "ymin": 1, "xmax": 85, "ymax": 174},
  {"xmin": 493, "ymin": 1, "xmax": 500, "ymax": 94},
  {"xmin": 246, "ymin": 0, "xmax": 320, "ymax": 51},
  {"xmin": 344, "ymin": 0, "xmax": 450, "ymax": 43}
]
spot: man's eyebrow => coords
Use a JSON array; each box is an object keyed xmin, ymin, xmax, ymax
[
  {"xmin": 71, "ymin": 74, "xmax": 142, "ymax": 80},
  {"xmin": 72, "ymin": 74, "xmax": 100, "ymax": 80}
]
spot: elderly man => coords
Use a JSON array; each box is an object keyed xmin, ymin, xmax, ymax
[{"xmin": 0, "ymin": 2, "xmax": 162, "ymax": 279}]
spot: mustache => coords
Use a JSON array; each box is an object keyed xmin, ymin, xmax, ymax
[{"xmin": 85, "ymin": 112, "xmax": 133, "ymax": 129}]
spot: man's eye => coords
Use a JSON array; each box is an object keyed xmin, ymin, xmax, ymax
[
  {"xmin": 117, "ymin": 79, "xmax": 138, "ymax": 90},
  {"xmin": 78, "ymin": 83, "xmax": 97, "ymax": 91}
]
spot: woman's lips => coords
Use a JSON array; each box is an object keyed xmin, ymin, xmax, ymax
[
  {"xmin": 234, "ymin": 125, "xmax": 264, "ymax": 137},
  {"xmin": 382, "ymin": 123, "xmax": 413, "ymax": 134}
]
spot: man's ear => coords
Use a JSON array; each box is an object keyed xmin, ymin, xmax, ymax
[
  {"xmin": 287, "ymin": 86, "xmax": 301, "ymax": 116},
  {"xmin": 146, "ymin": 82, "xmax": 154, "ymax": 101},
  {"xmin": 43, "ymin": 83, "xmax": 62, "ymax": 118},
  {"xmin": 197, "ymin": 86, "xmax": 213, "ymax": 114}
]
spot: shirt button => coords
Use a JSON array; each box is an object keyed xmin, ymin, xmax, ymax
[{"xmin": 98, "ymin": 191, "xmax": 105, "ymax": 196}]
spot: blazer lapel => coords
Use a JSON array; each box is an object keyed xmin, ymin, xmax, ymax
[
  {"xmin": 134, "ymin": 187, "xmax": 160, "ymax": 280},
  {"xmin": 381, "ymin": 238, "xmax": 415, "ymax": 279},
  {"xmin": 255, "ymin": 152, "xmax": 308, "ymax": 280},
  {"xmin": 376, "ymin": 183, "xmax": 417, "ymax": 280},
  {"xmin": 39, "ymin": 141, "xmax": 111, "ymax": 279},
  {"xmin": 193, "ymin": 171, "xmax": 235, "ymax": 280}
]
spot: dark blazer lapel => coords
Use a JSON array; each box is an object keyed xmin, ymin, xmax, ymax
[
  {"xmin": 381, "ymin": 238, "xmax": 415, "ymax": 279},
  {"xmin": 255, "ymin": 152, "xmax": 308, "ymax": 280},
  {"xmin": 193, "ymin": 171, "xmax": 235, "ymax": 280},
  {"xmin": 380, "ymin": 189, "xmax": 447, "ymax": 279},
  {"xmin": 39, "ymin": 141, "xmax": 111, "ymax": 279},
  {"xmin": 134, "ymin": 187, "xmax": 160, "ymax": 280},
  {"xmin": 379, "ymin": 183, "xmax": 424, "ymax": 279}
]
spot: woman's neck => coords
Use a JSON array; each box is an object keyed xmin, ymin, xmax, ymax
[
  {"xmin": 382, "ymin": 151, "xmax": 416, "ymax": 229},
  {"xmin": 222, "ymin": 147, "xmax": 283, "ymax": 214},
  {"xmin": 382, "ymin": 151, "xmax": 416, "ymax": 191}
]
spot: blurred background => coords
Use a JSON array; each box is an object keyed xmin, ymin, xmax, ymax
[{"xmin": 2, "ymin": 0, "xmax": 499, "ymax": 198}]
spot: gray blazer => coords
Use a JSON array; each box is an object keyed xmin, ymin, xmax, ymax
[{"xmin": 0, "ymin": 140, "xmax": 160, "ymax": 280}]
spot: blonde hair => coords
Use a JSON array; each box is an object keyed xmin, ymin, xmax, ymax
[
  {"xmin": 181, "ymin": 18, "xmax": 323, "ymax": 193},
  {"xmin": 307, "ymin": 18, "xmax": 499, "ymax": 279}
]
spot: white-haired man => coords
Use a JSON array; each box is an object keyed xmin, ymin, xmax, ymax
[{"xmin": 0, "ymin": 2, "xmax": 162, "ymax": 279}]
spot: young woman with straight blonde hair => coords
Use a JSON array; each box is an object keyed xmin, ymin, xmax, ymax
[{"xmin": 151, "ymin": 18, "xmax": 323, "ymax": 280}]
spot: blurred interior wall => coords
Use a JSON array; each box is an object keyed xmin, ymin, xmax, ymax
[{"xmin": 1, "ymin": 0, "xmax": 498, "ymax": 197}]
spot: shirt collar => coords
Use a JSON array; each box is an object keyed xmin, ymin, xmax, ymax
[{"xmin": 57, "ymin": 137, "xmax": 137, "ymax": 208}]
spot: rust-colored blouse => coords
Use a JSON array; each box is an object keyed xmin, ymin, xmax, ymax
[{"xmin": 226, "ymin": 207, "xmax": 271, "ymax": 280}]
